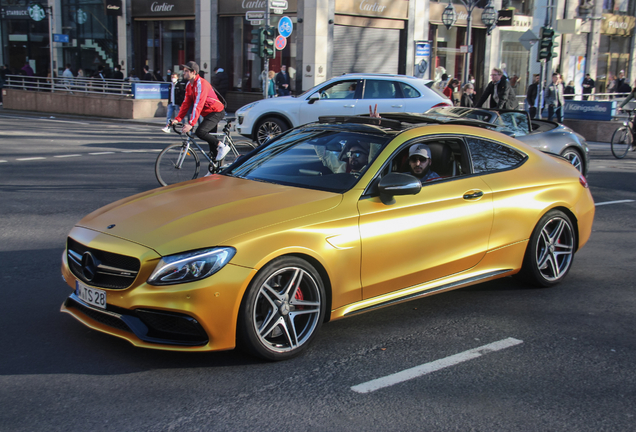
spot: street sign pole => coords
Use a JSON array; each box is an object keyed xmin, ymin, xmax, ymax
[{"xmin": 263, "ymin": 2, "xmax": 270, "ymax": 99}]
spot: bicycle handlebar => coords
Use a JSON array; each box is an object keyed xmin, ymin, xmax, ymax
[{"xmin": 171, "ymin": 122, "xmax": 194, "ymax": 137}]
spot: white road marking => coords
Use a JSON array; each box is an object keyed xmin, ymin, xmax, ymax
[
  {"xmin": 595, "ymin": 200, "xmax": 635, "ymax": 206},
  {"xmin": 0, "ymin": 160, "xmax": 7, "ymax": 163},
  {"xmin": 16, "ymin": 157, "xmax": 46, "ymax": 161},
  {"xmin": 54, "ymin": 154, "xmax": 82, "ymax": 158},
  {"xmin": 351, "ymin": 337, "xmax": 524, "ymax": 394},
  {"xmin": 89, "ymin": 152, "xmax": 116, "ymax": 155}
]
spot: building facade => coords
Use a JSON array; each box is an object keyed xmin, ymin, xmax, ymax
[{"xmin": 0, "ymin": 0, "xmax": 634, "ymax": 106}]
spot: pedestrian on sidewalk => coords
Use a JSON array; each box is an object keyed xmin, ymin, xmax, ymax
[
  {"xmin": 545, "ymin": 72, "xmax": 565, "ymax": 123},
  {"xmin": 582, "ymin": 74, "xmax": 595, "ymax": 100},
  {"xmin": 476, "ymin": 68, "xmax": 518, "ymax": 110},
  {"xmin": 526, "ymin": 74, "xmax": 541, "ymax": 119},
  {"xmin": 460, "ymin": 83, "xmax": 475, "ymax": 108},
  {"xmin": 162, "ymin": 72, "xmax": 186, "ymax": 133}
]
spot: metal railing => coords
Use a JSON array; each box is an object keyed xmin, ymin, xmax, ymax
[{"xmin": 2, "ymin": 74, "xmax": 156, "ymax": 96}]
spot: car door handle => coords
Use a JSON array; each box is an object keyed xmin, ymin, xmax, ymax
[
  {"xmin": 391, "ymin": 104, "xmax": 403, "ymax": 108},
  {"xmin": 343, "ymin": 104, "xmax": 355, "ymax": 108},
  {"xmin": 463, "ymin": 190, "xmax": 484, "ymax": 200}
]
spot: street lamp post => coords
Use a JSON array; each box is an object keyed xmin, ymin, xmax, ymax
[{"xmin": 442, "ymin": 0, "xmax": 497, "ymax": 85}]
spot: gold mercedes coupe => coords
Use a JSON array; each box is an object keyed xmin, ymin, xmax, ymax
[{"xmin": 61, "ymin": 114, "xmax": 595, "ymax": 361}]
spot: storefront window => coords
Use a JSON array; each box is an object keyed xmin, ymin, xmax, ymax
[
  {"xmin": 218, "ymin": 16, "xmax": 297, "ymax": 93},
  {"xmin": 61, "ymin": 0, "xmax": 118, "ymax": 77},
  {"xmin": 597, "ymin": 34, "xmax": 632, "ymax": 91},
  {"xmin": 430, "ymin": 25, "xmax": 467, "ymax": 82},
  {"xmin": 603, "ymin": 0, "xmax": 631, "ymax": 13},
  {"xmin": 134, "ymin": 19, "xmax": 195, "ymax": 80},
  {"xmin": 502, "ymin": 0, "xmax": 534, "ymax": 15},
  {"xmin": 1, "ymin": 0, "xmax": 50, "ymax": 76}
]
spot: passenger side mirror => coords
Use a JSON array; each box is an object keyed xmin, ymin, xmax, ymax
[
  {"xmin": 378, "ymin": 173, "xmax": 422, "ymax": 205},
  {"xmin": 308, "ymin": 93, "xmax": 320, "ymax": 104}
]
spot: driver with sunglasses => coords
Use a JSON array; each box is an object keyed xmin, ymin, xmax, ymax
[{"xmin": 405, "ymin": 144, "xmax": 440, "ymax": 182}]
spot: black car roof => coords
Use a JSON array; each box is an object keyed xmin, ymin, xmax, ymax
[{"xmin": 317, "ymin": 113, "xmax": 496, "ymax": 132}]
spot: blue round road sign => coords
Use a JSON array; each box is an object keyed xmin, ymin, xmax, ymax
[{"xmin": 278, "ymin": 16, "xmax": 293, "ymax": 38}]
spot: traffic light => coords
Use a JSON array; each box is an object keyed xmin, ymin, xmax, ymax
[
  {"xmin": 262, "ymin": 26, "xmax": 275, "ymax": 59},
  {"xmin": 250, "ymin": 28, "xmax": 263, "ymax": 57},
  {"xmin": 537, "ymin": 27, "xmax": 559, "ymax": 62}
]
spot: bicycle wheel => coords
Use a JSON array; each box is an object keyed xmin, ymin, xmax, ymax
[
  {"xmin": 234, "ymin": 140, "xmax": 259, "ymax": 150},
  {"xmin": 155, "ymin": 143, "xmax": 200, "ymax": 186},
  {"xmin": 611, "ymin": 127, "xmax": 632, "ymax": 159}
]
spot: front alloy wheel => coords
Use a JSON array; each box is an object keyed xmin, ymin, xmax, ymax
[
  {"xmin": 238, "ymin": 257, "xmax": 325, "ymax": 360},
  {"xmin": 256, "ymin": 117, "xmax": 286, "ymax": 145},
  {"xmin": 520, "ymin": 210, "xmax": 576, "ymax": 287}
]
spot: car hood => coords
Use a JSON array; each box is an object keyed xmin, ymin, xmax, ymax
[{"xmin": 76, "ymin": 175, "xmax": 342, "ymax": 256}]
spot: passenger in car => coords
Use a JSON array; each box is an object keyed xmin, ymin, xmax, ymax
[{"xmin": 405, "ymin": 144, "xmax": 441, "ymax": 182}]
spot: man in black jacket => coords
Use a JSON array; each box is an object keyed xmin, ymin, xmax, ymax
[
  {"xmin": 476, "ymin": 68, "xmax": 519, "ymax": 110},
  {"xmin": 162, "ymin": 72, "xmax": 187, "ymax": 133},
  {"xmin": 526, "ymin": 74, "xmax": 540, "ymax": 118},
  {"xmin": 276, "ymin": 65, "xmax": 291, "ymax": 96},
  {"xmin": 211, "ymin": 67, "xmax": 230, "ymax": 98},
  {"xmin": 582, "ymin": 74, "xmax": 595, "ymax": 100}
]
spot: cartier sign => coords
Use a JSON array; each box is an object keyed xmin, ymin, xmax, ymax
[
  {"xmin": 335, "ymin": 0, "xmax": 408, "ymax": 19},
  {"xmin": 105, "ymin": 0, "xmax": 122, "ymax": 17},
  {"xmin": 131, "ymin": 0, "xmax": 194, "ymax": 17},
  {"xmin": 218, "ymin": 0, "xmax": 297, "ymax": 14}
]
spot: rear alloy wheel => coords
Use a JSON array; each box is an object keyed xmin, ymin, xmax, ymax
[
  {"xmin": 520, "ymin": 210, "xmax": 576, "ymax": 288},
  {"xmin": 256, "ymin": 117, "xmax": 287, "ymax": 145},
  {"xmin": 238, "ymin": 257, "xmax": 326, "ymax": 361},
  {"xmin": 561, "ymin": 148, "xmax": 584, "ymax": 174}
]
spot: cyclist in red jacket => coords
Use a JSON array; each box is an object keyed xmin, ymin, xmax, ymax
[{"xmin": 172, "ymin": 61, "xmax": 229, "ymax": 161}]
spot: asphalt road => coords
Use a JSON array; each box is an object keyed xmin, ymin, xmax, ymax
[{"xmin": 0, "ymin": 111, "xmax": 635, "ymax": 431}]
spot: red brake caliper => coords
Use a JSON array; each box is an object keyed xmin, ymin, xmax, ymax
[{"xmin": 294, "ymin": 286, "xmax": 304, "ymax": 310}]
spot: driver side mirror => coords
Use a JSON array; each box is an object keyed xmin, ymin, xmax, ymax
[
  {"xmin": 377, "ymin": 173, "xmax": 422, "ymax": 205},
  {"xmin": 308, "ymin": 93, "xmax": 320, "ymax": 104}
]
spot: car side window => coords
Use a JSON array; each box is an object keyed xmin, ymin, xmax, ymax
[
  {"xmin": 363, "ymin": 80, "xmax": 398, "ymax": 99},
  {"xmin": 397, "ymin": 82, "xmax": 421, "ymax": 98},
  {"xmin": 317, "ymin": 80, "xmax": 359, "ymax": 99},
  {"xmin": 466, "ymin": 138, "xmax": 527, "ymax": 174}
]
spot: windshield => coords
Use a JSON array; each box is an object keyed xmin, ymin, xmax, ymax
[
  {"xmin": 225, "ymin": 127, "xmax": 392, "ymax": 193},
  {"xmin": 426, "ymin": 107, "xmax": 496, "ymax": 123}
]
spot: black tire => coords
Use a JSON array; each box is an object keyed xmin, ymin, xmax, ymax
[
  {"xmin": 256, "ymin": 117, "xmax": 288, "ymax": 145},
  {"xmin": 155, "ymin": 144, "xmax": 200, "ymax": 186},
  {"xmin": 560, "ymin": 147, "xmax": 584, "ymax": 174},
  {"xmin": 519, "ymin": 210, "xmax": 576, "ymax": 288},
  {"xmin": 237, "ymin": 256, "xmax": 326, "ymax": 361},
  {"xmin": 611, "ymin": 126, "xmax": 632, "ymax": 159}
]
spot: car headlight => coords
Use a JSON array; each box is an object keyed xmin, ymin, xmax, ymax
[
  {"xmin": 236, "ymin": 102, "xmax": 258, "ymax": 114},
  {"xmin": 147, "ymin": 247, "xmax": 236, "ymax": 286}
]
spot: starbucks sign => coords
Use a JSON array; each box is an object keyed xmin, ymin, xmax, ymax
[{"xmin": 28, "ymin": 3, "xmax": 46, "ymax": 22}]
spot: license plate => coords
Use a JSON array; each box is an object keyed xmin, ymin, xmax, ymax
[{"xmin": 76, "ymin": 281, "xmax": 107, "ymax": 309}]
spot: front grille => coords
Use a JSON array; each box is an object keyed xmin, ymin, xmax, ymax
[
  {"xmin": 65, "ymin": 297, "xmax": 132, "ymax": 333},
  {"xmin": 238, "ymin": 115, "xmax": 243, "ymax": 125},
  {"xmin": 67, "ymin": 237, "xmax": 140, "ymax": 290}
]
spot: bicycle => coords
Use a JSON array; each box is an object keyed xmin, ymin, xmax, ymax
[
  {"xmin": 611, "ymin": 109, "xmax": 635, "ymax": 159},
  {"xmin": 155, "ymin": 117, "xmax": 258, "ymax": 186}
]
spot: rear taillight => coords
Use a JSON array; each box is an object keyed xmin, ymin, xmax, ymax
[
  {"xmin": 579, "ymin": 175, "xmax": 589, "ymax": 188},
  {"xmin": 432, "ymin": 102, "xmax": 452, "ymax": 108}
]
